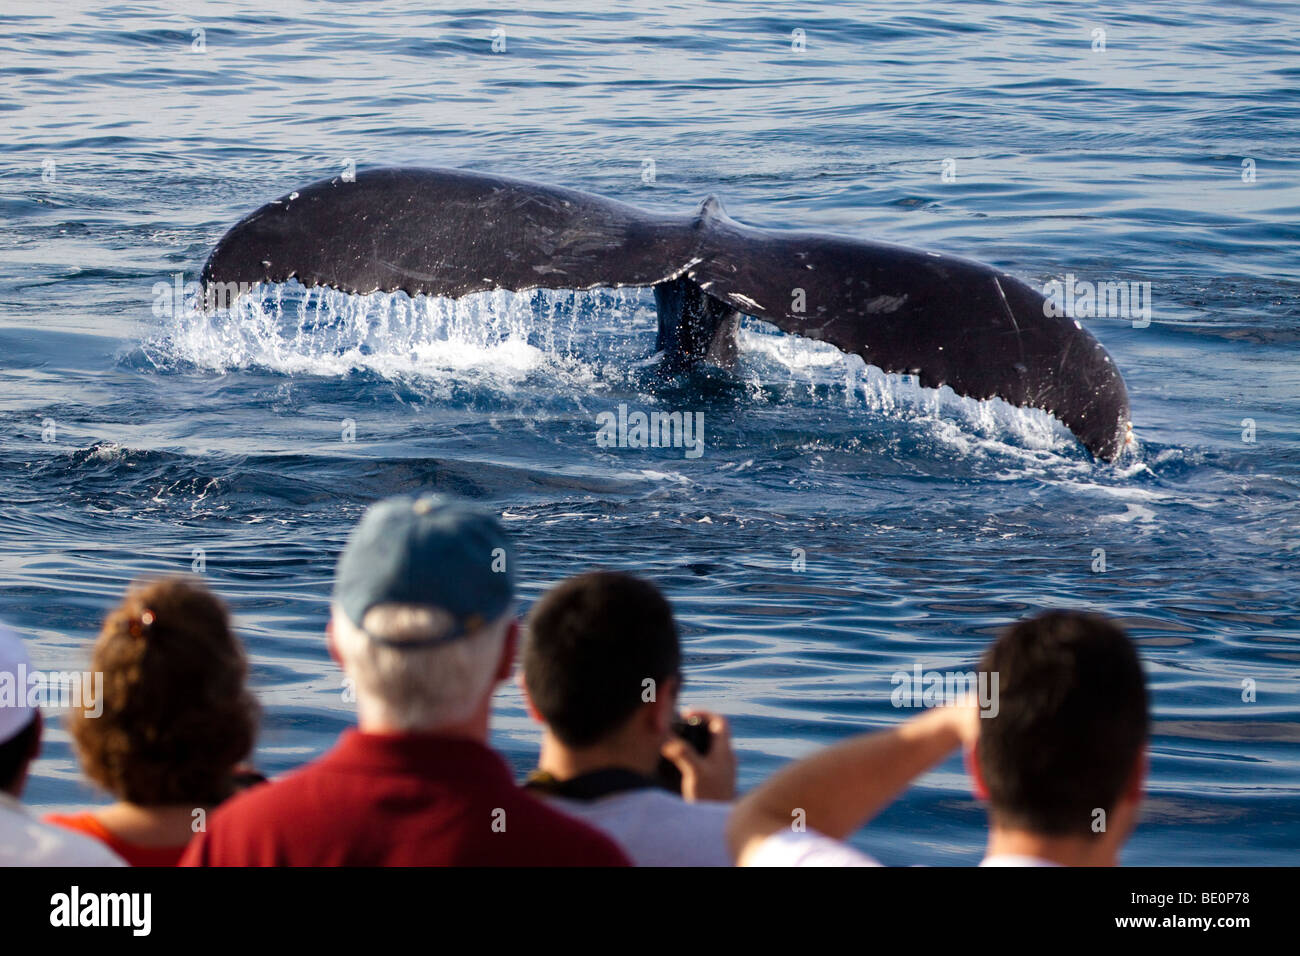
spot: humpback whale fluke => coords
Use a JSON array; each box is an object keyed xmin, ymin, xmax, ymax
[{"xmin": 201, "ymin": 167, "xmax": 1132, "ymax": 461}]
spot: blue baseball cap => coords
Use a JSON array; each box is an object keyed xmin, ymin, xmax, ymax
[{"xmin": 333, "ymin": 494, "xmax": 515, "ymax": 647}]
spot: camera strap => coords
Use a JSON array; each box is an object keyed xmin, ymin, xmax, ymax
[{"xmin": 524, "ymin": 767, "xmax": 659, "ymax": 801}]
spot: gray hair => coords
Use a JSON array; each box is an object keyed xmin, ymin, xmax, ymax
[{"xmin": 331, "ymin": 603, "xmax": 511, "ymax": 730}]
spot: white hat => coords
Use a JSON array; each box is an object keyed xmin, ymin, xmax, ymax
[{"xmin": 0, "ymin": 622, "xmax": 35, "ymax": 744}]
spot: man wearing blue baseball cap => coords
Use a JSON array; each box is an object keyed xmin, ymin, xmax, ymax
[{"xmin": 182, "ymin": 494, "xmax": 628, "ymax": 866}]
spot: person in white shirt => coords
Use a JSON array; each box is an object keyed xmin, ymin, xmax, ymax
[
  {"xmin": 728, "ymin": 611, "xmax": 1149, "ymax": 868},
  {"xmin": 521, "ymin": 571, "xmax": 736, "ymax": 866},
  {"xmin": 0, "ymin": 622, "xmax": 125, "ymax": 866}
]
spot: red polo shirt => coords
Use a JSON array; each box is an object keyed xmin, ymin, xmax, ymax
[{"xmin": 179, "ymin": 731, "xmax": 629, "ymax": 867}]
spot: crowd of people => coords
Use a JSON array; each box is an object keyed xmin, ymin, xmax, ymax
[{"xmin": 0, "ymin": 493, "xmax": 1150, "ymax": 867}]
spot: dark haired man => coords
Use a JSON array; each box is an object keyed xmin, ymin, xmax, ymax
[
  {"xmin": 728, "ymin": 611, "xmax": 1149, "ymax": 866},
  {"xmin": 0, "ymin": 623, "xmax": 124, "ymax": 866},
  {"xmin": 522, "ymin": 571, "xmax": 737, "ymax": 866}
]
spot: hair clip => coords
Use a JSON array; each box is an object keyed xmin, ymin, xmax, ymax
[{"xmin": 129, "ymin": 608, "xmax": 157, "ymax": 639}]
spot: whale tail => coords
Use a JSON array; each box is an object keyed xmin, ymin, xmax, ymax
[{"xmin": 200, "ymin": 167, "xmax": 1131, "ymax": 461}]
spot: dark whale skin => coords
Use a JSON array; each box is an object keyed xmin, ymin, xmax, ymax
[{"xmin": 202, "ymin": 167, "xmax": 1131, "ymax": 461}]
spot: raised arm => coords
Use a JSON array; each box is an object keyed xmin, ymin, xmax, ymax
[{"xmin": 726, "ymin": 706, "xmax": 977, "ymax": 865}]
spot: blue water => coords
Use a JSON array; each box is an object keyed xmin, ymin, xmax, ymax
[{"xmin": 2, "ymin": 1, "xmax": 1297, "ymax": 865}]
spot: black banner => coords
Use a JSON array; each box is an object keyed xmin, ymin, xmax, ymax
[{"xmin": 1, "ymin": 866, "xmax": 1283, "ymax": 942}]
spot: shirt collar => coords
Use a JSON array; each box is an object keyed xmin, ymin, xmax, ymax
[
  {"xmin": 524, "ymin": 767, "xmax": 659, "ymax": 801},
  {"xmin": 322, "ymin": 728, "xmax": 515, "ymax": 784}
]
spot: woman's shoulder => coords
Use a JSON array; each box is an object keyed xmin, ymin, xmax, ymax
[
  {"xmin": 44, "ymin": 809, "xmax": 188, "ymax": 867},
  {"xmin": 43, "ymin": 809, "xmax": 109, "ymax": 837}
]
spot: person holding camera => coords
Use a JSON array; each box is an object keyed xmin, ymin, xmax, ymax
[{"xmin": 521, "ymin": 571, "xmax": 737, "ymax": 866}]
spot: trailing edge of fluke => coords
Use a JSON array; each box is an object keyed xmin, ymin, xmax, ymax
[{"xmin": 200, "ymin": 167, "xmax": 1133, "ymax": 461}]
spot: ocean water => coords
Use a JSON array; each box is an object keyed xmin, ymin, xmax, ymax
[{"xmin": 1, "ymin": 0, "xmax": 1297, "ymax": 865}]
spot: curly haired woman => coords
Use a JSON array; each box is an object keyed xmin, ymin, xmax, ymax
[{"xmin": 46, "ymin": 577, "xmax": 260, "ymax": 866}]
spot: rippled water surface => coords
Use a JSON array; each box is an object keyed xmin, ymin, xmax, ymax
[{"xmin": 1, "ymin": 0, "xmax": 1297, "ymax": 864}]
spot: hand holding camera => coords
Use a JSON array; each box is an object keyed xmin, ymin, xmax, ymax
[{"xmin": 658, "ymin": 710, "xmax": 737, "ymax": 802}]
